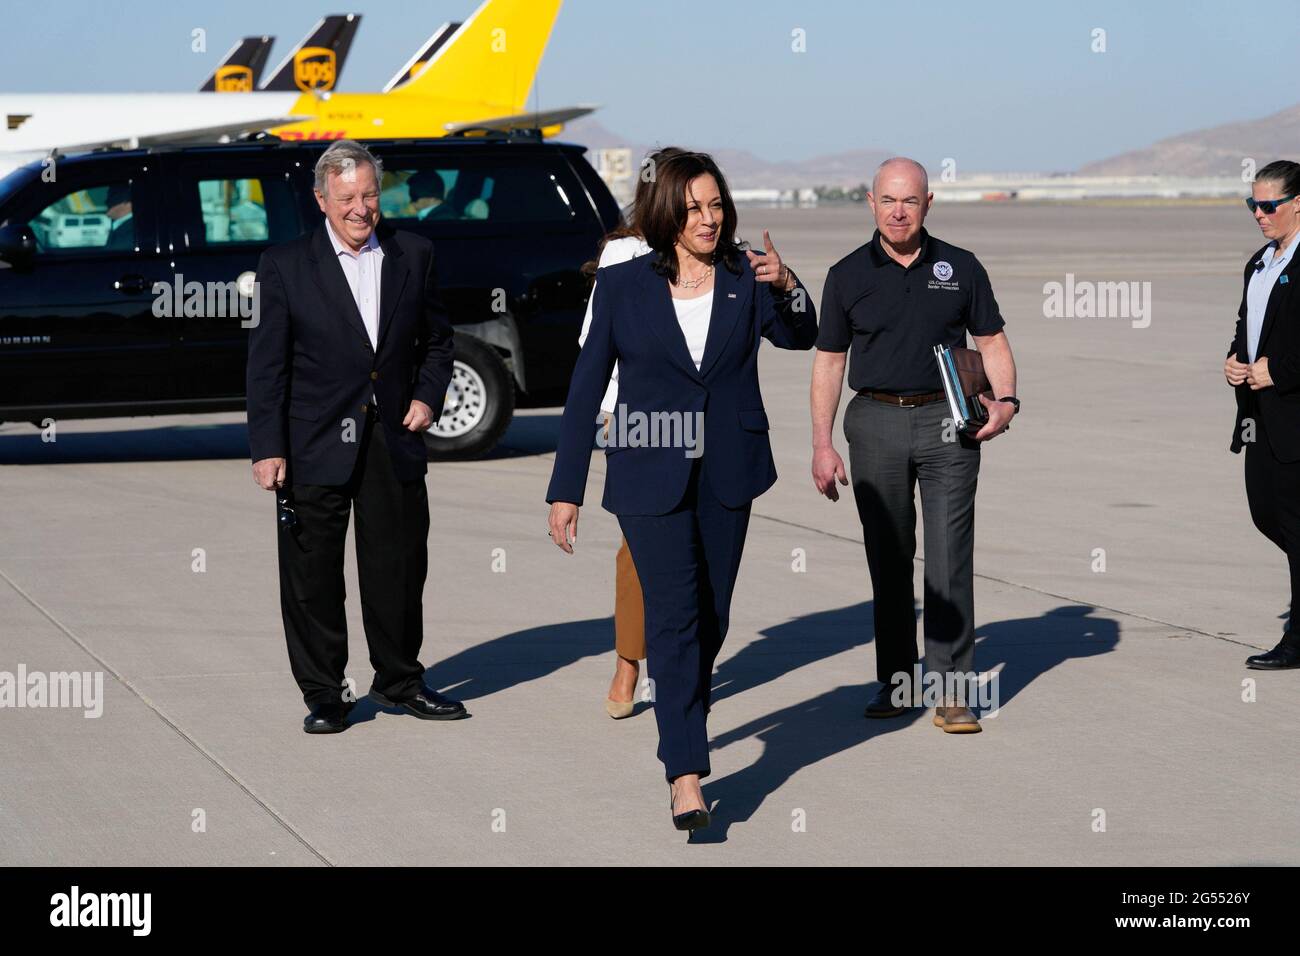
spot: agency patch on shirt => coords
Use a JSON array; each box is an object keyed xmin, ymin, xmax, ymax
[{"xmin": 928, "ymin": 260, "xmax": 959, "ymax": 292}]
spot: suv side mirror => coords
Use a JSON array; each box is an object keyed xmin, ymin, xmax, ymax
[{"xmin": 0, "ymin": 222, "xmax": 36, "ymax": 267}]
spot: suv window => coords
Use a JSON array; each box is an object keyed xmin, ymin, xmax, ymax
[
  {"xmin": 198, "ymin": 179, "xmax": 269, "ymax": 243},
  {"xmin": 378, "ymin": 157, "xmax": 578, "ymax": 225},
  {"xmin": 28, "ymin": 180, "xmax": 136, "ymax": 253},
  {"xmin": 175, "ymin": 169, "xmax": 302, "ymax": 248}
]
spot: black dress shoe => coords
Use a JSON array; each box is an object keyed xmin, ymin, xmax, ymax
[
  {"xmin": 669, "ymin": 782, "xmax": 710, "ymax": 832},
  {"xmin": 1246, "ymin": 634, "xmax": 1300, "ymax": 670},
  {"xmin": 369, "ymin": 688, "xmax": 469, "ymax": 720},
  {"xmin": 303, "ymin": 704, "xmax": 351, "ymax": 734},
  {"xmin": 864, "ymin": 683, "xmax": 911, "ymax": 718}
]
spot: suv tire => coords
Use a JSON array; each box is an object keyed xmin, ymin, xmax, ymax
[{"xmin": 422, "ymin": 333, "xmax": 514, "ymax": 460}]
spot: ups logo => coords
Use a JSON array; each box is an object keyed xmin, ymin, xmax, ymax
[
  {"xmin": 294, "ymin": 47, "xmax": 337, "ymax": 91},
  {"xmin": 214, "ymin": 65, "xmax": 254, "ymax": 92}
]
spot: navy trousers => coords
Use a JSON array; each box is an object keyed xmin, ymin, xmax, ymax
[{"xmin": 618, "ymin": 456, "xmax": 751, "ymax": 781}]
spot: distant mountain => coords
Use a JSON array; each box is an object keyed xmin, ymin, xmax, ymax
[
  {"xmin": 560, "ymin": 117, "xmax": 893, "ymax": 189},
  {"xmin": 1080, "ymin": 103, "xmax": 1300, "ymax": 177}
]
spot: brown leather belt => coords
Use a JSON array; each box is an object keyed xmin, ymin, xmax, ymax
[{"xmin": 859, "ymin": 390, "xmax": 945, "ymax": 407}]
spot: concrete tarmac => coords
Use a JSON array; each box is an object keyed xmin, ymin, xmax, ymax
[{"xmin": 2, "ymin": 202, "xmax": 1296, "ymax": 865}]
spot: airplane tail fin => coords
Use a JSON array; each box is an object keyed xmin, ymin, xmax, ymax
[
  {"xmin": 389, "ymin": 0, "xmax": 562, "ymax": 111},
  {"xmin": 200, "ymin": 36, "xmax": 274, "ymax": 92},
  {"xmin": 261, "ymin": 14, "xmax": 361, "ymax": 92},
  {"xmin": 382, "ymin": 21, "xmax": 462, "ymax": 92}
]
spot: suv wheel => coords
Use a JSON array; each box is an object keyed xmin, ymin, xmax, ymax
[{"xmin": 422, "ymin": 334, "xmax": 514, "ymax": 460}]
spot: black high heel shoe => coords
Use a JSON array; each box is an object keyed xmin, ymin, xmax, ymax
[{"xmin": 669, "ymin": 780, "xmax": 711, "ymax": 832}]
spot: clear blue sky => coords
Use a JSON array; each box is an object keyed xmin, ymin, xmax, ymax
[{"xmin": 0, "ymin": 0, "xmax": 1294, "ymax": 171}]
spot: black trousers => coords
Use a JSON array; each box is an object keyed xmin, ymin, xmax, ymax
[
  {"xmin": 1244, "ymin": 414, "xmax": 1300, "ymax": 637},
  {"xmin": 277, "ymin": 408, "xmax": 430, "ymax": 709},
  {"xmin": 618, "ymin": 456, "xmax": 751, "ymax": 782},
  {"xmin": 843, "ymin": 396, "xmax": 981, "ymax": 690}
]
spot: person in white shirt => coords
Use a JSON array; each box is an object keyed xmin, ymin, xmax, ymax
[
  {"xmin": 1226, "ymin": 159, "xmax": 1300, "ymax": 670},
  {"xmin": 578, "ymin": 147, "xmax": 685, "ymax": 719}
]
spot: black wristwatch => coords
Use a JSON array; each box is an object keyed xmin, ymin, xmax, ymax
[{"xmin": 996, "ymin": 396, "xmax": 1020, "ymax": 413}]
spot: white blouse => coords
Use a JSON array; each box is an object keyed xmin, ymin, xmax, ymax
[{"xmin": 672, "ymin": 290, "xmax": 714, "ymax": 371}]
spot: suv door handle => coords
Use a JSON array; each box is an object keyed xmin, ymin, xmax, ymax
[{"xmin": 114, "ymin": 274, "xmax": 158, "ymax": 295}]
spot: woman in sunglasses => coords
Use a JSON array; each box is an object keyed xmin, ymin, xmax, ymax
[{"xmin": 1226, "ymin": 159, "xmax": 1300, "ymax": 670}]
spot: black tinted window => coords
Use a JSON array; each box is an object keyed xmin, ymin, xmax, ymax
[
  {"xmin": 177, "ymin": 168, "xmax": 302, "ymax": 248},
  {"xmin": 378, "ymin": 157, "xmax": 578, "ymax": 224}
]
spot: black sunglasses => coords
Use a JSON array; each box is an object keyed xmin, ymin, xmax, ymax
[{"xmin": 1246, "ymin": 194, "xmax": 1297, "ymax": 215}]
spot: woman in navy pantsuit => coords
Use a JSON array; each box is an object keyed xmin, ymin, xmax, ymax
[{"xmin": 546, "ymin": 152, "xmax": 817, "ymax": 831}]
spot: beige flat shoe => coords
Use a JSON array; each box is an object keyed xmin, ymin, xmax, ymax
[{"xmin": 605, "ymin": 697, "xmax": 634, "ymax": 719}]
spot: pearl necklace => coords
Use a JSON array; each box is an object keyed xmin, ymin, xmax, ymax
[{"xmin": 678, "ymin": 263, "xmax": 713, "ymax": 290}]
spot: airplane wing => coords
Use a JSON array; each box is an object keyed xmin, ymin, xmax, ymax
[
  {"xmin": 1, "ymin": 93, "xmax": 307, "ymax": 154},
  {"xmin": 130, "ymin": 116, "xmax": 309, "ymax": 146},
  {"xmin": 443, "ymin": 105, "xmax": 596, "ymax": 134}
]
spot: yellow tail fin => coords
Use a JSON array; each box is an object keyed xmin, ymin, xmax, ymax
[{"xmin": 392, "ymin": 0, "xmax": 562, "ymax": 110}]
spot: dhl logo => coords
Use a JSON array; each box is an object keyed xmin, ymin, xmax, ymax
[
  {"xmin": 276, "ymin": 130, "xmax": 347, "ymax": 141},
  {"xmin": 214, "ymin": 65, "xmax": 254, "ymax": 92},
  {"xmin": 294, "ymin": 47, "xmax": 337, "ymax": 92}
]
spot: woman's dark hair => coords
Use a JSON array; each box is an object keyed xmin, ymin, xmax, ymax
[
  {"xmin": 581, "ymin": 146, "xmax": 688, "ymax": 278},
  {"xmin": 1256, "ymin": 160, "xmax": 1300, "ymax": 197},
  {"xmin": 638, "ymin": 150, "xmax": 743, "ymax": 284}
]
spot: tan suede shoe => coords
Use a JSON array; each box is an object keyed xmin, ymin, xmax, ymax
[
  {"xmin": 933, "ymin": 704, "xmax": 982, "ymax": 734},
  {"xmin": 605, "ymin": 697, "xmax": 634, "ymax": 719}
]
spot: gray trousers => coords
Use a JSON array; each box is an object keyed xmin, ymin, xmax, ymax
[{"xmin": 843, "ymin": 394, "xmax": 980, "ymax": 687}]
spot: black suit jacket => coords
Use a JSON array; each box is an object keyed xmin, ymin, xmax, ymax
[
  {"xmin": 1229, "ymin": 241, "xmax": 1300, "ymax": 462},
  {"xmin": 246, "ymin": 221, "xmax": 454, "ymax": 485}
]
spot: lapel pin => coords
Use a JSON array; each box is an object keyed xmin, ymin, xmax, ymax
[
  {"xmin": 1281, "ymin": 275, "xmax": 1290, "ymax": 285},
  {"xmin": 727, "ymin": 292, "xmax": 737, "ymax": 298}
]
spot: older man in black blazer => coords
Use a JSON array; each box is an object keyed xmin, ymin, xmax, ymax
[{"xmin": 247, "ymin": 139, "xmax": 467, "ymax": 732}]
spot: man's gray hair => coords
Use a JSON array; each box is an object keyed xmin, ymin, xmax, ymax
[
  {"xmin": 872, "ymin": 157, "xmax": 929, "ymax": 196},
  {"xmin": 314, "ymin": 139, "xmax": 384, "ymax": 195}
]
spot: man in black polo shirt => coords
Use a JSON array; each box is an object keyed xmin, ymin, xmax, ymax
[{"xmin": 810, "ymin": 157, "xmax": 1019, "ymax": 734}]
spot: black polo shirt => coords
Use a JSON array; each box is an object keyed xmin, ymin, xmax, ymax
[{"xmin": 816, "ymin": 228, "xmax": 1005, "ymax": 395}]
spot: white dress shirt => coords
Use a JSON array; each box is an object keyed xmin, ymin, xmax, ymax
[
  {"xmin": 579, "ymin": 236, "xmax": 652, "ymax": 413},
  {"xmin": 325, "ymin": 218, "xmax": 383, "ymax": 347},
  {"xmin": 325, "ymin": 218, "xmax": 383, "ymax": 404},
  {"xmin": 1247, "ymin": 232, "xmax": 1299, "ymax": 362}
]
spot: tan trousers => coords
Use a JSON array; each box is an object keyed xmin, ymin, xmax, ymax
[
  {"xmin": 603, "ymin": 413, "xmax": 646, "ymax": 660},
  {"xmin": 614, "ymin": 537, "xmax": 646, "ymax": 660}
]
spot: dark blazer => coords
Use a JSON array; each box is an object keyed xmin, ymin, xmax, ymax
[
  {"xmin": 246, "ymin": 221, "xmax": 455, "ymax": 485},
  {"xmin": 546, "ymin": 252, "xmax": 818, "ymax": 515},
  {"xmin": 1229, "ymin": 241, "xmax": 1300, "ymax": 462}
]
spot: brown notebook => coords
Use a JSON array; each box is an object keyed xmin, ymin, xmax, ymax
[{"xmin": 934, "ymin": 344, "xmax": 993, "ymax": 431}]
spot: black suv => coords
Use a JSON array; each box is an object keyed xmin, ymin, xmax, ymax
[{"xmin": 0, "ymin": 133, "xmax": 620, "ymax": 458}]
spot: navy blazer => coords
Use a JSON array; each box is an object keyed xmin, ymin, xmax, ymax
[
  {"xmin": 546, "ymin": 252, "xmax": 818, "ymax": 515},
  {"xmin": 246, "ymin": 222, "xmax": 455, "ymax": 485},
  {"xmin": 1229, "ymin": 240, "xmax": 1300, "ymax": 462}
]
